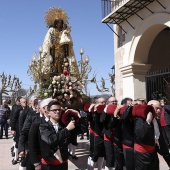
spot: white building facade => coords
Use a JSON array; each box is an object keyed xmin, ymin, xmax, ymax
[{"xmin": 102, "ymin": 0, "xmax": 170, "ymax": 102}]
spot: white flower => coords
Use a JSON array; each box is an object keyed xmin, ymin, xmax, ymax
[
  {"xmin": 53, "ymin": 76, "xmax": 57, "ymax": 81},
  {"xmin": 52, "ymin": 81, "xmax": 56, "ymax": 84},
  {"xmin": 44, "ymin": 92, "xmax": 48, "ymax": 96}
]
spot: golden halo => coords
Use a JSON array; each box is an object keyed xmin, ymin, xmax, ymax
[{"xmin": 44, "ymin": 6, "xmax": 69, "ymax": 27}]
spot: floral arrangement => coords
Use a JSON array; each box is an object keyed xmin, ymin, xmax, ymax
[{"xmin": 42, "ymin": 73, "xmax": 84, "ymax": 100}]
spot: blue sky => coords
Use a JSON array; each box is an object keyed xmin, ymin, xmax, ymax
[{"xmin": 0, "ymin": 0, "xmax": 114, "ymax": 96}]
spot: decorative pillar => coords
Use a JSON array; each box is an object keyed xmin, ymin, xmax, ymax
[{"xmin": 120, "ymin": 63, "xmax": 151, "ymax": 100}]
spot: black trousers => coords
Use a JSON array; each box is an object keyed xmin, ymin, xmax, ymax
[
  {"xmin": 161, "ymin": 125, "xmax": 170, "ymax": 147},
  {"xmin": 89, "ymin": 132, "xmax": 94, "ymax": 157},
  {"xmin": 134, "ymin": 151, "xmax": 159, "ymax": 170},
  {"xmin": 123, "ymin": 148, "xmax": 135, "ymax": 170},
  {"xmin": 114, "ymin": 145, "xmax": 124, "ymax": 170},
  {"xmin": 25, "ymin": 152, "xmax": 35, "ymax": 170},
  {"xmin": 0, "ymin": 121, "xmax": 8, "ymax": 138},
  {"xmin": 41, "ymin": 162, "xmax": 68, "ymax": 170},
  {"xmin": 92, "ymin": 135, "xmax": 105, "ymax": 162},
  {"xmin": 104, "ymin": 140, "xmax": 115, "ymax": 167}
]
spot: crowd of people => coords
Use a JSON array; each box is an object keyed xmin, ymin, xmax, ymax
[
  {"xmin": 1, "ymin": 94, "xmax": 170, "ymax": 170},
  {"xmin": 85, "ymin": 96, "xmax": 170, "ymax": 170},
  {"xmin": 7, "ymin": 94, "xmax": 85, "ymax": 170}
]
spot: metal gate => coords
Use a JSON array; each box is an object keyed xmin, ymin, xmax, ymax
[{"xmin": 145, "ymin": 69, "xmax": 170, "ymax": 102}]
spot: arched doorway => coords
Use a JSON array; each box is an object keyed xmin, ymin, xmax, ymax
[
  {"xmin": 146, "ymin": 27, "xmax": 170, "ymax": 101},
  {"xmin": 120, "ymin": 13, "xmax": 170, "ymax": 101}
]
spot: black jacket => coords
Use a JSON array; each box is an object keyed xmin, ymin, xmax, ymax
[
  {"xmin": 93, "ymin": 111, "xmax": 103, "ymax": 137},
  {"xmin": 121, "ymin": 105, "xmax": 134, "ymax": 147},
  {"xmin": 11, "ymin": 105, "xmax": 23, "ymax": 132},
  {"xmin": 18, "ymin": 110, "xmax": 40, "ymax": 153},
  {"xmin": 19, "ymin": 107, "xmax": 29, "ymax": 133},
  {"xmin": 134, "ymin": 117, "xmax": 170, "ymax": 167},
  {"xmin": 109, "ymin": 116, "xmax": 122, "ymax": 147},
  {"xmin": 28, "ymin": 116, "xmax": 46, "ymax": 164},
  {"xmin": 157, "ymin": 119, "xmax": 170, "ymax": 167},
  {"xmin": 160, "ymin": 105, "xmax": 170, "ymax": 125},
  {"xmin": 100, "ymin": 111, "xmax": 113, "ymax": 139},
  {"xmin": 134, "ymin": 117, "xmax": 155, "ymax": 147},
  {"xmin": 39, "ymin": 120, "xmax": 71, "ymax": 163},
  {"xmin": 87, "ymin": 111, "xmax": 95, "ymax": 131}
]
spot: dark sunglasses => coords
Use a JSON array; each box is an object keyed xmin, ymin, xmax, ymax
[
  {"xmin": 50, "ymin": 109, "xmax": 61, "ymax": 112},
  {"xmin": 110, "ymin": 100, "xmax": 117, "ymax": 103}
]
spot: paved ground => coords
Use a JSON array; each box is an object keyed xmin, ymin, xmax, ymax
[{"xmin": 0, "ymin": 132, "xmax": 169, "ymax": 170}]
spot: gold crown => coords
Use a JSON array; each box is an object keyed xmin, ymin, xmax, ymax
[{"xmin": 44, "ymin": 6, "xmax": 69, "ymax": 27}]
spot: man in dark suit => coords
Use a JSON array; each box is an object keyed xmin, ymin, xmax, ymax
[
  {"xmin": 18, "ymin": 97, "xmax": 52, "ymax": 170},
  {"xmin": 134, "ymin": 100, "xmax": 170, "ymax": 170},
  {"xmin": 38, "ymin": 100, "xmax": 75, "ymax": 170},
  {"xmin": 159, "ymin": 98, "xmax": 170, "ymax": 148},
  {"xmin": 10, "ymin": 96, "xmax": 21, "ymax": 157},
  {"xmin": 10, "ymin": 97, "xmax": 23, "ymax": 165},
  {"xmin": 27, "ymin": 98, "xmax": 53, "ymax": 170}
]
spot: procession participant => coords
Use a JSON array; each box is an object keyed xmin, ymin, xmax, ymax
[
  {"xmin": 110, "ymin": 100, "xmax": 125, "ymax": 170},
  {"xmin": 19, "ymin": 98, "xmax": 53, "ymax": 170},
  {"xmin": 28, "ymin": 98, "xmax": 54, "ymax": 170},
  {"xmin": 159, "ymin": 97, "xmax": 170, "ymax": 148},
  {"xmin": 89, "ymin": 97, "xmax": 106, "ymax": 170},
  {"xmin": 10, "ymin": 97, "xmax": 21, "ymax": 157},
  {"xmin": 10, "ymin": 97, "xmax": 21, "ymax": 126},
  {"xmin": 39, "ymin": 100, "xmax": 75, "ymax": 170},
  {"xmin": 11, "ymin": 97, "xmax": 23, "ymax": 165},
  {"xmin": 134, "ymin": 100, "xmax": 170, "ymax": 170},
  {"xmin": 18, "ymin": 97, "xmax": 29, "ymax": 133},
  {"xmin": 86, "ymin": 102, "xmax": 95, "ymax": 170},
  {"xmin": 120, "ymin": 97, "xmax": 135, "ymax": 170},
  {"xmin": 18, "ymin": 95, "xmax": 39, "ymax": 155},
  {"xmin": 100, "ymin": 96, "xmax": 118, "ymax": 170}
]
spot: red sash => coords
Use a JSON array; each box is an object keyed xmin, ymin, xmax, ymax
[
  {"xmin": 104, "ymin": 130, "xmax": 115, "ymax": 141},
  {"xmin": 122, "ymin": 144, "xmax": 133, "ymax": 149},
  {"xmin": 134, "ymin": 143, "xmax": 155, "ymax": 153},
  {"xmin": 90, "ymin": 128, "xmax": 94, "ymax": 134},
  {"xmin": 41, "ymin": 158, "xmax": 67, "ymax": 165},
  {"xmin": 160, "ymin": 107, "xmax": 166, "ymax": 126}
]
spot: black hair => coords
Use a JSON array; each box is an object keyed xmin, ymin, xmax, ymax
[
  {"xmin": 121, "ymin": 97, "xmax": 132, "ymax": 105},
  {"xmin": 160, "ymin": 97, "xmax": 167, "ymax": 103},
  {"xmin": 8, "ymin": 100, "xmax": 11, "ymax": 105},
  {"xmin": 34, "ymin": 99, "xmax": 38, "ymax": 106},
  {"xmin": 47, "ymin": 100, "xmax": 61, "ymax": 111},
  {"xmin": 16, "ymin": 96, "xmax": 22, "ymax": 102}
]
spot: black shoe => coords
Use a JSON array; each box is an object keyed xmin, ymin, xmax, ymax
[
  {"xmin": 12, "ymin": 159, "xmax": 18, "ymax": 165},
  {"xmin": 11, "ymin": 146, "xmax": 14, "ymax": 151},
  {"xmin": 72, "ymin": 155, "xmax": 78, "ymax": 160},
  {"xmin": 11, "ymin": 152, "xmax": 15, "ymax": 157},
  {"xmin": 87, "ymin": 137, "xmax": 89, "ymax": 140}
]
